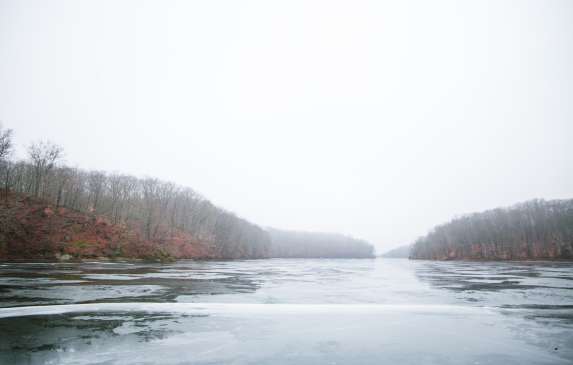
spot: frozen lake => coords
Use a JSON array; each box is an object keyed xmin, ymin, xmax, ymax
[{"xmin": 0, "ymin": 258, "xmax": 572, "ymax": 364}]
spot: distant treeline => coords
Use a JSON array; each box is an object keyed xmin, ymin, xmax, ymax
[
  {"xmin": 410, "ymin": 199, "xmax": 573, "ymax": 260},
  {"xmin": 268, "ymin": 228, "xmax": 374, "ymax": 258},
  {"xmin": 0, "ymin": 125, "xmax": 375, "ymax": 260},
  {"xmin": 380, "ymin": 245, "xmax": 411, "ymax": 258}
]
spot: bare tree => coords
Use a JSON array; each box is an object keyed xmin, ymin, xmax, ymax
[
  {"xmin": 0, "ymin": 125, "xmax": 14, "ymax": 203},
  {"xmin": 53, "ymin": 167, "xmax": 73, "ymax": 208},
  {"xmin": 88, "ymin": 171, "xmax": 106, "ymax": 212},
  {"xmin": 141, "ymin": 178, "xmax": 159, "ymax": 240},
  {"xmin": 0, "ymin": 125, "xmax": 13, "ymax": 161},
  {"xmin": 28, "ymin": 141, "xmax": 64, "ymax": 198}
]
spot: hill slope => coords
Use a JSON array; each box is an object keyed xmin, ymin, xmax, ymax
[
  {"xmin": 0, "ymin": 193, "xmax": 215, "ymax": 261},
  {"xmin": 0, "ymin": 195, "xmax": 377, "ymax": 261},
  {"xmin": 410, "ymin": 199, "xmax": 573, "ymax": 260},
  {"xmin": 4, "ymin": 158, "xmax": 272, "ymax": 260},
  {"xmin": 0, "ymin": 127, "xmax": 375, "ymax": 261}
]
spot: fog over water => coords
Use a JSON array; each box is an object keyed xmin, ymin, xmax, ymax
[{"xmin": 1, "ymin": 0, "xmax": 573, "ymax": 251}]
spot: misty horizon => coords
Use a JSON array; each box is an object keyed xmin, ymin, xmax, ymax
[{"xmin": 2, "ymin": 0, "xmax": 572, "ymax": 252}]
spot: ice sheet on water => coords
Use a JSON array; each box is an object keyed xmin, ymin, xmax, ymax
[
  {"xmin": 0, "ymin": 277, "xmax": 87, "ymax": 286},
  {"xmin": 0, "ymin": 302, "xmax": 494, "ymax": 319},
  {"xmin": 1, "ymin": 259, "xmax": 572, "ymax": 365},
  {"xmin": 82, "ymin": 274, "xmax": 142, "ymax": 281},
  {"xmin": 0, "ymin": 285, "xmax": 166, "ymax": 306},
  {"xmin": 1, "ymin": 301, "xmax": 569, "ymax": 365},
  {"xmin": 142, "ymin": 272, "xmax": 234, "ymax": 280}
]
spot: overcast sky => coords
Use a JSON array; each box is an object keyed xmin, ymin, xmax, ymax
[{"xmin": 1, "ymin": 0, "xmax": 572, "ymax": 252}]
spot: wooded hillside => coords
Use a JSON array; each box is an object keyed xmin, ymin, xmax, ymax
[
  {"xmin": 0, "ymin": 125, "xmax": 375, "ymax": 260},
  {"xmin": 410, "ymin": 199, "xmax": 573, "ymax": 260}
]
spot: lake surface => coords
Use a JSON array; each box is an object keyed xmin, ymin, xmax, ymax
[{"xmin": 0, "ymin": 258, "xmax": 572, "ymax": 365}]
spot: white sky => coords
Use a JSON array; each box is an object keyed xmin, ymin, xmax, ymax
[{"xmin": 1, "ymin": 0, "xmax": 572, "ymax": 252}]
